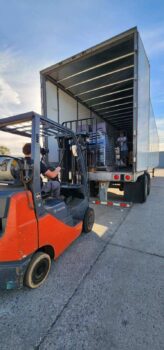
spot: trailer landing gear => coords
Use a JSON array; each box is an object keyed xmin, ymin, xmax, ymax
[{"xmin": 99, "ymin": 181, "xmax": 110, "ymax": 202}]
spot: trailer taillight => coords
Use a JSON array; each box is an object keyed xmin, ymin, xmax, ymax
[
  {"xmin": 125, "ymin": 174, "xmax": 132, "ymax": 181},
  {"xmin": 113, "ymin": 174, "xmax": 120, "ymax": 181}
]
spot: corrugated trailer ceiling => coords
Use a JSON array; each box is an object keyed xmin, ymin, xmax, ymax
[{"xmin": 41, "ymin": 28, "xmax": 136, "ymax": 131}]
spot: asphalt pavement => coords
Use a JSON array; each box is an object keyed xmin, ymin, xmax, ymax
[{"xmin": 0, "ymin": 170, "xmax": 163, "ymax": 350}]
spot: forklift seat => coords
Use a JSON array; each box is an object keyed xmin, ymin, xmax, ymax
[
  {"xmin": 41, "ymin": 191, "xmax": 51, "ymax": 199},
  {"xmin": 60, "ymin": 183, "xmax": 85, "ymax": 199},
  {"xmin": 44, "ymin": 197, "xmax": 71, "ymax": 223},
  {"xmin": 44, "ymin": 198, "xmax": 64, "ymax": 208}
]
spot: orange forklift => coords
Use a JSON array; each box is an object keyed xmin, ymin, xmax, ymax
[{"xmin": 0, "ymin": 112, "xmax": 94, "ymax": 289}]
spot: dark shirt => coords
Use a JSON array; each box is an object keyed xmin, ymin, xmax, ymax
[
  {"xmin": 24, "ymin": 157, "xmax": 49, "ymax": 187},
  {"xmin": 40, "ymin": 161, "xmax": 48, "ymax": 175},
  {"xmin": 40, "ymin": 161, "xmax": 49, "ymax": 187}
]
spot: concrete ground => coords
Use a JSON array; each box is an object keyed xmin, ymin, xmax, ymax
[{"xmin": 0, "ymin": 170, "xmax": 164, "ymax": 350}]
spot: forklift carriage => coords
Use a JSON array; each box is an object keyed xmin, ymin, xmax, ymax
[{"xmin": 0, "ymin": 111, "xmax": 94, "ymax": 289}]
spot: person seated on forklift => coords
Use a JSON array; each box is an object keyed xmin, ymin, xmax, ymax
[
  {"xmin": 116, "ymin": 131, "xmax": 128, "ymax": 167},
  {"xmin": 22, "ymin": 143, "xmax": 61, "ymax": 199}
]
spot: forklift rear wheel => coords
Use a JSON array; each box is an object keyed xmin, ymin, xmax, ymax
[
  {"xmin": 24, "ymin": 252, "xmax": 51, "ymax": 289},
  {"xmin": 83, "ymin": 207, "xmax": 95, "ymax": 233}
]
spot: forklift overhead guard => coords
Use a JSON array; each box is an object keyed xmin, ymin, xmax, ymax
[{"xmin": 0, "ymin": 112, "xmax": 94, "ymax": 289}]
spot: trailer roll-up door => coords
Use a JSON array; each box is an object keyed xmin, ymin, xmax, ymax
[{"xmin": 41, "ymin": 27, "xmax": 136, "ymax": 135}]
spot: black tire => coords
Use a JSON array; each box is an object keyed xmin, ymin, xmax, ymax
[
  {"xmin": 83, "ymin": 207, "xmax": 95, "ymax": 233},
  {"xmin": 24, "ymin": 252, "xmax": 51, "ymax": 289},
  {"xmin": 146, "ymin": 173, "xmax": 151, "ymax": 195},
  {"xmin": 143, "ymin": 174, "xmax": 148, "ymax": 202}
]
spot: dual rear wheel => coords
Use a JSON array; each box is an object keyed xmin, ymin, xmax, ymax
[{"xmin": 140, "ymin": 172, "xmax": 151, "ymax": 202}]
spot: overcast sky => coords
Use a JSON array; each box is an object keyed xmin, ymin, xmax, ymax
[{"xmin": 0, "ymin": 0, "xmax": 164, "ymax": 150}]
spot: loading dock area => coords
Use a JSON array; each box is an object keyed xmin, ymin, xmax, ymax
[{"xmin": 0, "ymin": 170, "xmax": 163, "ymax": 350}]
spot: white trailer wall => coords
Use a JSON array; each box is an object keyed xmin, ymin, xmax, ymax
[
  {"xmin": 78, "ymin": 104, "xmax": 90, "ymax": 120},
  {"xmin": 148, "ymin": 103, "xmax": 159, "ymax": 168},
  {"xmin": 46, "ymin": 81, "xmax": 58, "ymax": 122},
  {"xmin": 45, "ymin": 80, "xmax": 100, "ymax": 121},
  {"xmin": 45, "ymin": 80, "xmax": 97, "ymax": 124},
  {"xmin": 45, "ymin": 80, "xmax": 97, "ymax": 161},
  {"xmin": 136, "ymin": 35, "xmax": 150, "ymax": 171},
  {"xmin": 45, "ymin": 81, "xmax": 58, "ymax": 161},
  {"xmin": 59, "ymin": 89, "xmax": 77, "ymax": 124}
]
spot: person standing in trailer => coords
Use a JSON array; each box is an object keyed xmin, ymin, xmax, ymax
[{"xmin": 117, "ymin": 131, "xmax": 128, "ymax": 166}]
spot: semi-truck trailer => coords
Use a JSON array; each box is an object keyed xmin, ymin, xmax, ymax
[{"xmin": 40, "ymin": 27, "xmax": 159, "ymax": 203}]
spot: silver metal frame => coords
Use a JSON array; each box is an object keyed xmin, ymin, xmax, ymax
[{"xmin": 133, "ymin": 31, "xmax": 138, "ymax": 173}]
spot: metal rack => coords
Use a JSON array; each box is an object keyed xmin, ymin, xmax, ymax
[{"xmin": 62, "ymin": 117, "xmax": 116, "ymax": 170}]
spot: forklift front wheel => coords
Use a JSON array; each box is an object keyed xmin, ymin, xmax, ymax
[
  {"xmin": 83, "ymin": 207, "xmax": 95, "ymax": 233},
  {"xmin": 24, "ymin": 252, "xmax": 51, "ymax": 289}
]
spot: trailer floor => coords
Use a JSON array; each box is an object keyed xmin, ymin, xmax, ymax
[{"xmin": 0, "ymin": 170, "xmax": 164, "ymax": 350}]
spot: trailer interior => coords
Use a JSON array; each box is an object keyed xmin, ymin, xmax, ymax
[{"xmin": 41, "ymin": 28, "xmax": 136, "ymax": 173}]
